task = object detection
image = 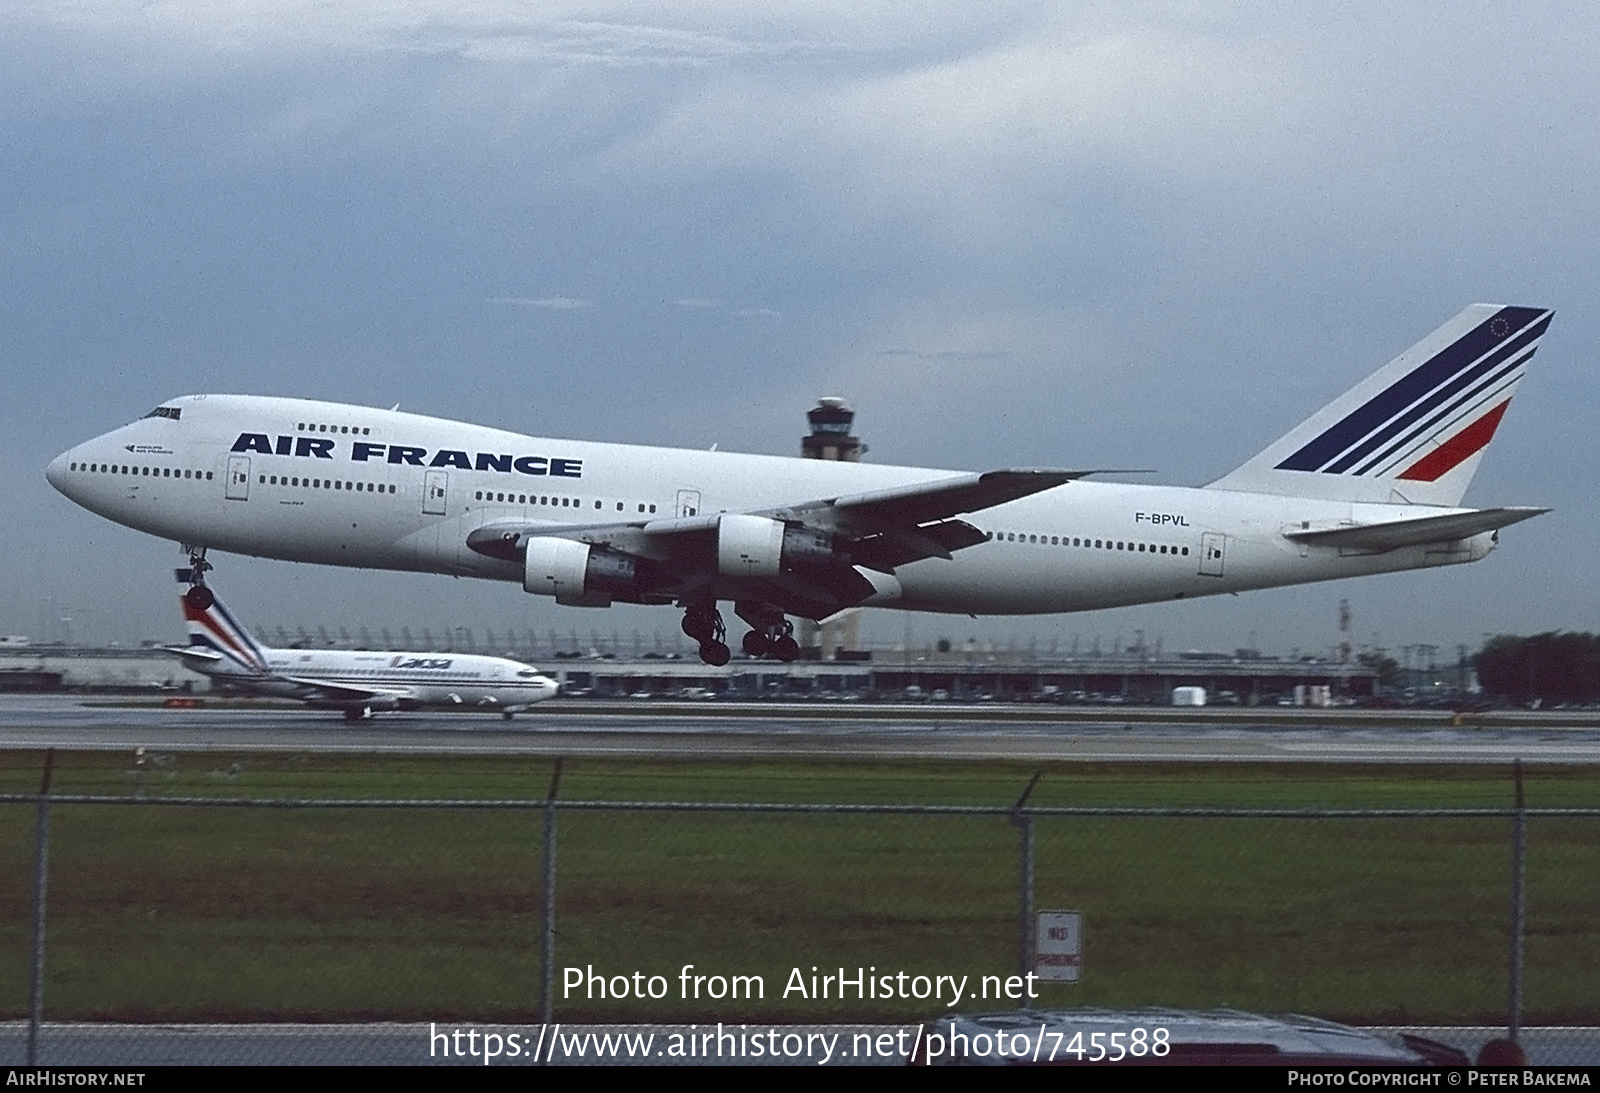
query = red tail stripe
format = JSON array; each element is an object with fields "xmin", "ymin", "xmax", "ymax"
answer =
[
  {"xmin": 1397, "ymin": 400, "xmax": 1510, "ymax": 483},
  {"xmin": 183, "ymin": 599, "xmax": 266, "ymax": 671}
]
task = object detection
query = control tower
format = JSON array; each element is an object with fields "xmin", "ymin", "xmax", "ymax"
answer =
[
  {"xmin": 800, "ymin": 398, "xmax": 864, "ymax": 658},
  {"xmin": 800, "ymin": 397, "xmax": 867, "ymax": 462}
]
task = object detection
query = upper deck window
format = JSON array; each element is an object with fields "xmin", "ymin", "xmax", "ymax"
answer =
[{"xmin": 143, "ymin": 406, "xmax": 181, "ymax": 421}]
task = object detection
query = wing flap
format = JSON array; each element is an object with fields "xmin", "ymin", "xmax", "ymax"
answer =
[
  {"xmin": 1283, "ymin": 506, "xmax": 1548, "ymax": 552},
  {"xmin": 851, "ymin": 519, "xmax": 989, "ymax": 571}
]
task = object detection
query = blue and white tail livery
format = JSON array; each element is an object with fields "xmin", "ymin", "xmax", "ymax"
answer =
[
  {"xmin": 1208, "ymin": 305, "xmax": 1553, "ymax": 506},
  {"xmin": 176, "ymin": 567, "xmax": 271, "ymax": 675}
]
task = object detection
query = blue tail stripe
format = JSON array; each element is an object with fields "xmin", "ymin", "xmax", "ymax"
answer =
[
  {"xmin": 1275, "ymin": 306, "xmax": 1546, "ymax": 473},
  {"xmin": 1321, "ymin": 318, "xmax": 1548, "ymax": 474},
  {"xmin": 1351, "ymin": 349, "xmax": 1533, "ymax": 476}
]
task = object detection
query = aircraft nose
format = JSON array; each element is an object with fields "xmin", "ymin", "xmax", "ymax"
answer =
[{"xmin": 45, "ymin": 450, "xmax": 73, "ymax": 496}]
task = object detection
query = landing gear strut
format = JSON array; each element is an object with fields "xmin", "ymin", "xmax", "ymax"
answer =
[
  {"xmin": 735, "ymin": 601, "xmax": 800, "ymax": 663},
  {"xmin": 681, "ymin": 601, "xmax": 730, "ymax": 666},
  {"xmin": 182, "ymin": 547, "xmax": 215, "ymax": 610}
]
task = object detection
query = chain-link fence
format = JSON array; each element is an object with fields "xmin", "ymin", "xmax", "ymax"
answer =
[{"xmin": 2, "ymin": 750, "xmax": 1597, "ymax": 1065}]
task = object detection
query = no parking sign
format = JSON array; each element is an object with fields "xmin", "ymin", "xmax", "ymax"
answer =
[{"xmin": 1036, "ymin": 911, "xmax": 1082, "ymax": 982}]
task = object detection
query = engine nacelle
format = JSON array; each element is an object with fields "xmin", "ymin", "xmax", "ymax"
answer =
[
  {"xmin": 523, "ymin": 537, "xmax": 638, "ymax": 607},
  {"xmin": 716, "ymin": 514, "xmax": 841, "ymax": 579}
]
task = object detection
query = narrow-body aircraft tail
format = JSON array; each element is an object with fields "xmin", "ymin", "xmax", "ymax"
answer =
[
  {"xmin": 175, "ymin": 569, "xmax": 271, "ymax": 675},
  {"xmin": 1207, "ymin": 305, "xmax": 1553, "ymax": 506}
]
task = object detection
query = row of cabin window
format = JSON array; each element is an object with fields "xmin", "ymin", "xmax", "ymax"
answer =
[
  {"xmin": 263, "ymin": 475, "xmax": 396, "ymax": 492},
  {"xmin": 473, "ymin": 491, "xmax": 659, "ymax": 515},
  {"xmin": 988, "ymin": 531, "xmax": 1190, "ymax": 556},
  {"xmin": 298, "ymin": 422, "xmax": 372, "ymax": 435},
  {"xmin": 71, "ymin": 462, "xmax": 213, "ymax": 480}
]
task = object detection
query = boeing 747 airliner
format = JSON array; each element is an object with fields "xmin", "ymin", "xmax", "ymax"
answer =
[{"xmin": 48, "ymin": 305, "xmax": 1554, "ymax": 665}]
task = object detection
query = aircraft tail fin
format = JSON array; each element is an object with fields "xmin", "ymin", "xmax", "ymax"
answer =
[
  {"xmin": 1206, "ymin": 305, "xmax": 1553, "ymax": 506},
  {"xmin": 175, "ymin": 570, "xmax": 271, "ymax": 675}
]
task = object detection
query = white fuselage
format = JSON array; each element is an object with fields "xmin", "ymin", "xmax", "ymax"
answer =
[
  {"xmin": 189, "ymin": 645, "xmax": 559, "ymax": 709},
  {"xmin": 47, "ymin": 394, "xmax": 1495, "ymax": 617}
]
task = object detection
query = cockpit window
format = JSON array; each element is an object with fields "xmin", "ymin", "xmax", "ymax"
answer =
[{"xmin": 144, "ymin": 406, "xmax": 182, "ymax": 420}]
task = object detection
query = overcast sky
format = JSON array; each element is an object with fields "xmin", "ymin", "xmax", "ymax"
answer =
[{"xmin": 3, "ymin": 1, "xmax": 1596, "ymax": 658}]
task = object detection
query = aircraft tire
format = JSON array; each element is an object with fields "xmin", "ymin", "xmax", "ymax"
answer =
[
  {"xmin": 184, "ymin": 585, "xmax": 215, "ymax": 611},
  {"xmin": 699, "ymin": 641, "xmax": 731, "ymax": 667}
]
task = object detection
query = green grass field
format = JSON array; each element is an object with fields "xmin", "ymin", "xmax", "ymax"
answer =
[{"xmin": 0, "ymin": 751, "xmax": 1595, "ymax": 1023}]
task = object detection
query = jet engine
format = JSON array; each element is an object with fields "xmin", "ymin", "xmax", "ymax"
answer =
[
  {"xmin": 523, "ymin": 537, "xmax": 639, "ymax": 607},
  {"xmin": 716, "ymin": 515, "xmax": 840, "ymax": 579}
]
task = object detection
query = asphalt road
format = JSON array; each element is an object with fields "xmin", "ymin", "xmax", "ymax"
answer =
[{"xmin": 1, "ymin": 694, "xmax": 1598, "ymax": 763}]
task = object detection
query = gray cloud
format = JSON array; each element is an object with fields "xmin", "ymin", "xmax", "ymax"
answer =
[{"xmin": 487, "ymin": 296, "xmax": 592, "ymax": 309}]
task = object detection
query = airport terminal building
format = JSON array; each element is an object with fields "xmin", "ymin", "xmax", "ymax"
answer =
[{"xmin": 0, "ymin": 641, "xmax": 1376, "ymax": 706}]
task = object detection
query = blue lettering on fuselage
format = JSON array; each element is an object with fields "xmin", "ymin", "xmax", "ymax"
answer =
[
  {"xmin": 229, "ymin": 433, "xmax": 584, "ymax": 478},
  {"xmin": 391, "ymin": 656, "xmax": 453, "ymax": 670},
  {"xmin": 429, "ymin": 449, "xmax": 472, "ymax": 469}
]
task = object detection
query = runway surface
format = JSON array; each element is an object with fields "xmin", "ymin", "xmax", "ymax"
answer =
[{"xmin": 3, "ymin": 694, "xmax": 1599, "ymax": 763}]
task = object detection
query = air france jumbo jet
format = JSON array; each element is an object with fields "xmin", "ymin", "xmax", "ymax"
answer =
[
  {"xmin": 165, "ymin": 572, "xmax": 559, "ymax": 719},
  {"xmin": 49, "ymin": 305, "xmax": 1553, "ymax": 666}
]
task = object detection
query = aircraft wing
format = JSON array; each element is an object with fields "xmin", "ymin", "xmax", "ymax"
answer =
[
  {"xmin": 466, "ymin": 467, "xmax": 1086, "ymax": 618},
  {"xmin": 758, "ymin": 469, "xmax": 1091, "ymax": 535},
  {"xmin": 1283, "ymin": 506, "xmax": 1548, "ymax": 553},
  {"xmin": 276, "ymin": 676, "xmax": 415, "ymax": 705}
]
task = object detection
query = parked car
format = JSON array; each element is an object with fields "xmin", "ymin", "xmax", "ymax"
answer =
[{"xmin": 910, "ymin": 1008, "xmax": 1468, "ymax": 1066}]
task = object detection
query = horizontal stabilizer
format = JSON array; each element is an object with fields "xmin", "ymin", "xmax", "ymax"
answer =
[
  {"xmin": 1283, "ymin": 506, "xmax": 1548, "ymax": 552},
  {"xmin": 161, "ymin": 644, "xmax": 222, "ymax": 662}
]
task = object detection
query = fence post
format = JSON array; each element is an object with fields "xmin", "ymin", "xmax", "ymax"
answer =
[
  {"xmin": 1508, "ymin": 758, "xmax": 1526, "ymax": 1045},
  {"xmin": 1010, "ymin": 770, "xmax": 1043, "ymax": 1008},
  {"xmin": 27, "ymin": 749, "xmax": 56, "ymax": 1067},
  {"xmin": 539, "ymin": 758, "xmax": 564, "ymax": 1027}
]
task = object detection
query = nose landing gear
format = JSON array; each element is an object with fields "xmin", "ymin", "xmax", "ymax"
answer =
[{"xmin": 181, "ymin": 547, "xmax": 215, "ymax": 610}]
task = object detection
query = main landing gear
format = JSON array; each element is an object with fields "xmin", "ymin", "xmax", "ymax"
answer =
[
  {"xmin": 682, "ymin": 601, "xmax": 802, "ymax": 666},
  {"xmin": 182, "ymin": 547, "xmax": 215, "ymax": 610},
  {"xmin": 681, "ymin": 602, "xmax": 731, "ymax": 666},
  {"xmin": 735, "ymin": 601, "xmax": 800, "ymax": 663}
]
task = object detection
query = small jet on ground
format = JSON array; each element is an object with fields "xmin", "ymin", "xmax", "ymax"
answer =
[{"xmin": 164, "ymin": 572, "xmax": 559, "ymax": 720}]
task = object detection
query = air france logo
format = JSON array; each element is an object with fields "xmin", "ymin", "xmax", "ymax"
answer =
[{"xmin": 229, "ymin": 434, "xmax": 582, "ymax": 478}]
